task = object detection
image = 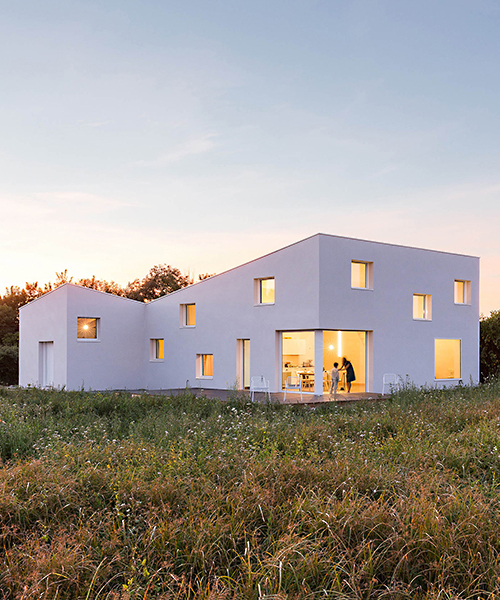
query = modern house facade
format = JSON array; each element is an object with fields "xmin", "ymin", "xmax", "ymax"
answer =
[{"xmin": 19, "ymin": 234, "xmax": 480, "ymax": 394}]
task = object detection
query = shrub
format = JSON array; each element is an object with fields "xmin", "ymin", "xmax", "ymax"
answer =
[
  {"xmin": 0, "ymin": 345, "xmax": 18, "ymax": 385},
  {"xmin": 481, "ymin": 309, "xmax": 500, "ymax": 382}
]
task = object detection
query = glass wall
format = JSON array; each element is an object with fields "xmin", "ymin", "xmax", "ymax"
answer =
[
  {"xmin": 281, "ymin": 330, "xmax": 367, "ymax": 393},
  {"xmin": 323, "ymin": 331, "xmax": 366, "ymax": 393},
  {"xmin": 281, "ymin": 331, "xmax": 315, "ymax": 390}
]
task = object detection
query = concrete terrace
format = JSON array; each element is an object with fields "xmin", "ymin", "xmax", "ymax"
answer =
[{"xmin": 134, "ymin": 388, "xmax": 389, "ymax": 405}]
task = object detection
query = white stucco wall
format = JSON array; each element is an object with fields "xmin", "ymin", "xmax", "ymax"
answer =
[
  {"xmin": 145, "ymin": 235, "xmax": 321, "ymax": 392},
  {"xmin": 20, "ymin": 284, "xmax": 147, "ymax": 390},
  {"xmin": 317, "ymin": 235, "xmax": 480, "ymax": 390},
  {"xmin": 19, "ymin": 285, "xmax": 69, "ymax": 388},
  {"xmin": 18, "ymin": 234, "xmax": 480, "ymax": 393}
]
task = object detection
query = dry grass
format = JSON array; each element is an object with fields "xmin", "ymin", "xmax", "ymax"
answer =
[{"xmin": 1, "ymin": 381, "xmax": 500, "ymax": 598}]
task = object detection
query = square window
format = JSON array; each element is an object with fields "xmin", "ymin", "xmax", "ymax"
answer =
[
  {"xmin": 150, "ymin": 338, "xmax": 164, "ymax": 360},
  {"xmin": 180, "ymin": 304, "xmax": 196, "ymax": 327},
  {"xmin": 351, "ymin": 261, "xmax": 372, "ymax": 289},
  {"xmin": 77, "ymin": 317, "xmax": 98, "ymax": 339},
  {"xmin": 454, "ymin": 280, "xmax": 470, "ymax": 305},
  {"xmin": 255, "ymin": 278, "xmax": 275, "ymax": 304},
  {"xmin": 197, "ymin": 354, "xmax": 213, "ymax": 378},
  {"xmin": 435, "ymin": 339, "xmax": 461, "ymax": 379},
  {"xmin": 413, "ymin": 294, "xmax": 432, "ymax": 320}
]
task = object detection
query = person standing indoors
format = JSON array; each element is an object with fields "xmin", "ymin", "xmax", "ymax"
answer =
[
  {"xmin": 340, "ymin": 357, "xmax": 356, "ymax": 393},
  {"xmin": 329, "ymin": 362, "xmax": 340, "ymax": 397}
]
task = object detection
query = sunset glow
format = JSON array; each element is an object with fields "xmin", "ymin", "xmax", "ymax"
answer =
[{"xmin": 0, "ymin": 2, "xmax": 499, "ymax": 315}]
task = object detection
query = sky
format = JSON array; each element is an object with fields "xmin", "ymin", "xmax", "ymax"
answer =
[{"xmin": 1, "ymin": 0, "xmax": 499, "ymax": 315}]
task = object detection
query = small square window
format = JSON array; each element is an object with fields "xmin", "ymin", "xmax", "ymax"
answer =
[
  {"xmin": 413, "ymin": 294, "xmax": 432, "ymax": 320},
  {"xmin": 197, "ymin": 354, "xmax": 213, "ymax": 378},
  {"xmin": 255, "ymin": 278, "xmax": 275, "ymax": 305},
  {"xmin": 435, "ymin": 339, "xmax": 461, "ymax": 380},
  {"xmin": 351, "ymin": 261, "xmax": 373, "ymax": 289},
  {"xmin": 180, "ymin": 304, "xmax": 196, "ymax": 327},
  {"xmin": 77, "ymin": 317, "xmax": 98, "ymax": 339},
  {"xmin": 454, "ymin": 280, "xmax": 471, "ymax": 305},
  {"xmin": 150, "ymin": 338, "xmax": 164, "ymax": 360}
]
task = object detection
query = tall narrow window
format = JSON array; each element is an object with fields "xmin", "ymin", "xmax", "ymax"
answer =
[
  {"xmin": 435, "ymin": 339, "xmax": 461, "ymax": 380},
  {"xmin": 186, "ymin": 304, "xmax": 196, "ymax": 326},
  {"xmin": 413, "ymin": 294, "xmax": 432, "ymax": 320},
  {"xmin": 454, "ymin": 280, "xmax": 470, "ymax": 305},
  {"xmin": 77, "ymin": 317, "xmax": 98, "ymax": 339},
  {"xmin": 255, "ymin": 278, "xmax": 275, "ymax": 304},
  {"xmin": 150, "ymin": 339, "xmax": 164, "ymax": 360},
  {"xmin": 197, "ymin": 354, "xmax": 213, "ymax": 378},
  {"xmin": 351, "ymin": 261, "xmax": 372, "ymax": 289}
]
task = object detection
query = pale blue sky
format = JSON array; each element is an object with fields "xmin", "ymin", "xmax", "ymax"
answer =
[{"xmin": 1, "ymin": 0, "xmax": 499, "ymax": 313}]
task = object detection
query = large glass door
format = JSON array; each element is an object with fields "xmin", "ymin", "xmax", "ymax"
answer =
[
  {"xmin": 281, "ymin": 331, "xmax": 315, "ymax": 391},
  {"xmin": 323, "ymin": 331, "xmax": 366, "ymax": 393}
]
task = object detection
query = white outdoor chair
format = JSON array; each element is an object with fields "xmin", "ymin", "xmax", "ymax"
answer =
[
  {"xmin": 250, "ymin": 375, "xmax": 271, "ymax": 403},
  {"xmin": 382, "ymin": 373, "xmax": 400, "ymax": 395},
  {"xmin": 284, "ymin": 375, "xmax": 303, "ymax": 402}
]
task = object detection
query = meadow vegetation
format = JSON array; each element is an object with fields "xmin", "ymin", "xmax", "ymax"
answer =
[{"xmin": 1, "ymin": 382, "xmax": 500, "ymax": 599}]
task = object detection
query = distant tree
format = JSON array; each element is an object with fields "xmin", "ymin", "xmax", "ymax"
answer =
[
  {"xmin": 0, "ymin": 304, "xmax": 17, "ymax": 345},
  {"xmin": 0, "ymin": 345, "xmax": 17, "ymax": 386},
  {"xmin": 126, "ymin": 265, "xmax": 193, "ymax": 302},
  {"xmin": 77, "ymin": 276, "xmax": 127, "ymax": 297},
  {"xmin": 480, "ymin": 309, "xmax": 500, "ymax": 382},
  {"xmin": 198, "ymin": 273, "xmax": 216, "ymax": 281}
]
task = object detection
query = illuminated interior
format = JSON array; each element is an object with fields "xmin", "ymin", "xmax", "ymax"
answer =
[
  {"xmin": 77, "ymin": 317, "xmax": 97, "ymax": 339},
  {"xmin": 243, "ymin": 339, "xmax": 250, "ymax": 388},
  {"xmin": 202, "ymin": 354, "xmax": 213, "ymax": 377},
  {"xmin": 260, "ymin": 278, "xmax": 275, "ymax": 304},
  {"xmin": 282, "ymin": 331, "xmax": 314, "ymax": 390},
  {"xmin": 435, "ymin": 339, "xmax": 461, "ymax": 379},
  {"xmin": 186, "ymin": 304, "xmax": 196, "ymax": 326},
  {"xmin": 351, "ymin": 262, "xmax": 367, "ymax": 288},
  {"xmin": 323, "ymin": 331, "xmax": 366, "ymax": 393},
  {"xmin": 454, "ymin": 280, "xmax": 470, "ymax": 304},
  {"xmin": 155, "ymin": 339, "xmax": 164, "ymax": 360},
  {"xmin": 413, "ymin": 294, "xmax": 431, "ymax": 320},
  {"xmin": 281, "ymin": 330, "xmax": 367, "ymax": 393}
]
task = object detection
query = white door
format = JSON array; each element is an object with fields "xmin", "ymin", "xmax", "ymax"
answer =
[{"xmin": 39, "ymin": 342, "xmax": 54, "ymax": 387}]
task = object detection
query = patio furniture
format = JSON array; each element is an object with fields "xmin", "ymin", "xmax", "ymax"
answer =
[
  {"xmin": 382, "ymin": 373, "xmax": 400, "ymax": 394},
  {"xmin": 297, "ymin": 371, "xmax": 314, "ymax": 391},
  {"xmin": 323, "ymin": 371, "xmax": 331, "ymax": 392},
  {"xmin": 250, "ymin": 375, "xmax": 271, "ymax": 402},
  {"xmin": 284, "ymin": 375, "xmax": 303, "ymax": 402}
]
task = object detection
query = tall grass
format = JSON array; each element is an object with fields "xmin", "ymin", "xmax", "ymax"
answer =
[{"xmin": 1, "ymin": 381, "xmax": 500, "ymax": 598}]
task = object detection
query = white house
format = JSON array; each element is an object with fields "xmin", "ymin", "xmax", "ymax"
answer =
[{"xmin": 19, "ymin": 234, "xmax": 480, "ymax": 394}]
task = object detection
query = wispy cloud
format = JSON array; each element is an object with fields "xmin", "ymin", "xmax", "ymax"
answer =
[{"xmin": 133, "ymin": 134, "xmax": 218, "ymax": 166}]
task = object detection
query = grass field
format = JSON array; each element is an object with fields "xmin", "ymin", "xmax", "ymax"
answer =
[{"xmin": 2, "ymin": 381, "xmax": 500, "ymax": 599}]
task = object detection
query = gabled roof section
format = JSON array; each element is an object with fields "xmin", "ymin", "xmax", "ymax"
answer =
[
  {"xmin": 148, "ymin": 231, "xmax": 478, "ymax": 304},
  {"xmin": 148, "ymin": 233, "xmax": 322, "ymax": 303},
  {"xmin": 19, "ymin": 282, "xmax": 144, "ymax": 310}
]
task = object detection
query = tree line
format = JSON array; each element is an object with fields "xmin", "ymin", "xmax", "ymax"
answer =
[{"xmin": 0, "ymin": 265, "xmax": 214, "ymax": 385}]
